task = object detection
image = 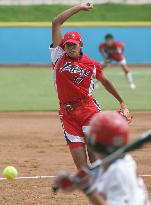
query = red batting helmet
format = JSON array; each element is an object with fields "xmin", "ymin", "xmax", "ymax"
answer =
[
  {"xmin": 63, "ymin": 31, "xmax": 82, "ymax": 45},
  {"xmin": 87, "ymin": 111, "xmax": 129, "ymax": 154}
]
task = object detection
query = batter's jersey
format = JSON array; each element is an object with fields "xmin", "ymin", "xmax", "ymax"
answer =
[
  {"xmin": 94, "ymin": 155, "xmax": 150, "ymax": 205},
  {"xmin": 99, "ymin": 41, "xmax": 124, "ymax": 61},
  {"xmin": 50, "ymin": 45, "xmax": 102, "ymax": 104}
]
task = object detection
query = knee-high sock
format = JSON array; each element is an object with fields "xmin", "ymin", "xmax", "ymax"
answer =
[{"xmin": 126, "ymin": 72, "xmax": 134, "ymax": 84}]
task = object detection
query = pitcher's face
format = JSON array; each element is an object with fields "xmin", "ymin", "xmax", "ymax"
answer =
[{"xmin": 64, "ymin": 42, "xmax": 81, "ymax": 58}]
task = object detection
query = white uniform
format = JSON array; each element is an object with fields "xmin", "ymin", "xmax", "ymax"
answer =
[{"xmin": 93, "ymin": 155, "xmax": 150, "ymax": 205}]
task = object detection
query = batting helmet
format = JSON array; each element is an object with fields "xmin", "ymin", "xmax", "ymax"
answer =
[{"xmin": 87, "ymin": 111, "xmax": 129, "ymax": 154}]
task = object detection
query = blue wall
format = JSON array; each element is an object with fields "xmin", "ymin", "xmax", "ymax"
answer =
[{"xmin": 0, "ymin": 27, "xmax": 151, "ymax": 64}]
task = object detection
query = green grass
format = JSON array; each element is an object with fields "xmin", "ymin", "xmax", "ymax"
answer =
[
  {"xmin": 0, "ymin": 67, "xmax": 150, "ymax": 112},
  {"xmin": 0, "ymin": 4, "xmax": 151, "ymax": 22}
]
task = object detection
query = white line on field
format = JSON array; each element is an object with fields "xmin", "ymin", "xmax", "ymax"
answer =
[
  {"xmin": 0, "ymin": 175, "xmax": 56, "ymax": 180},
  {"xmin": 0, "ymin": 175, "xmax": 151, "ymax": 181},
  {"xmin": 141, "ymin": 175, "xmax": 151, "ymax": 177}
]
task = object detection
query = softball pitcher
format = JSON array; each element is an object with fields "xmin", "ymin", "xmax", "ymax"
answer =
[{"xmin": 50, "ymin": 3, "xmax": 132, "ymax": 169}]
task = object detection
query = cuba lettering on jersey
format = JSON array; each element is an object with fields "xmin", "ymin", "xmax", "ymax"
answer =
[
  {"xmin": 93, "ymin": 155, "xmax": 151, "ymax": 205},
  {"xmin": 50, "ymin": 45, "xmax": 102, "ymax": 104},
  {"xmin": 60, "ymin": 62, "xmax": 90, "ymax": 84},
  {"xmin": 99, "ymin": 41, "xmax": 124, "ymax": 61}
]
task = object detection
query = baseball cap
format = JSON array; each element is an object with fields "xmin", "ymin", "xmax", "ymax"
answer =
[
  {"xmin": 63, "ymin": 31, "xmax": 82, "ymax": 45},
  {"xmin": 87, "ymin": 111, "xmax": 129, "ymax": 154}
]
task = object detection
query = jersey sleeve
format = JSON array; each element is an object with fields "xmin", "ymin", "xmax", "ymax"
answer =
[
  {"xmin": 116, "ymin": 41, "xmax": 124, "ymax": 49},
  {"xmin": 94, "ymin": 61, "xmax": 103, "ymax": 80},
  {"xmin": 99, "ymin": 43, "xmax": 105, "ymax": 52},
  {"xmin": 49, "ymin": 44, "xmax": 65, "ymax": 67}
]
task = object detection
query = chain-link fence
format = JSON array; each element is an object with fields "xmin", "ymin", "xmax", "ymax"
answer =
[{"xmin": 0, "ymin": 0, "xmax": 151, "ymax": 5}]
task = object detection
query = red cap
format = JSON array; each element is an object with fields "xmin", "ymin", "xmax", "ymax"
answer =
[
  {"xmin": 63, "ymin": 31, "xmax": 82, "ymax": 45},
  {"xmin": 88, "ymin": 111, "xmax": 129, "ymax": 150}
]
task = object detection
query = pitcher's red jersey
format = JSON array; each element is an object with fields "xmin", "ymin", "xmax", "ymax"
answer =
[
  {"xmin": 50, "ymin": 45, "xmax": 103, "ymax": 104},
  {"xmin": 99, "ymin": 41, "xmax": 124, "ymax": 61}
]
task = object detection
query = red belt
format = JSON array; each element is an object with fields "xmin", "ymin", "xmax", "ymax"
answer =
[{"xmin": 60, "ymin": 96, "xmax": 91, "ymax": 112}]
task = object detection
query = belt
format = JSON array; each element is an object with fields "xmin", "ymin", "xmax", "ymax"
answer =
[{"xmin": 60, "ymin": 97, "xmax": 91, "ymax": 112}]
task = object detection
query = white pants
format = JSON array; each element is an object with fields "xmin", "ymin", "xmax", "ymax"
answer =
[{"xmin": 102, "ymin": 57, "xmax": 127, "ymax": 66}]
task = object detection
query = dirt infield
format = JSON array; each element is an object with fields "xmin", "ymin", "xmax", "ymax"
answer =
[{"xmin": 0, "ymin": 111, "xmax": 151, "ymax": 205}]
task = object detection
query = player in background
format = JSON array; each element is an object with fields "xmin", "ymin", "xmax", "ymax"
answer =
[
  {"xmin": 99, "ymin": 34, "xmax": 136, "ymax": 89},
  {"xmin": 53, "ymin": 111, "xmax": 151, "ymax": 205},
  {"xmin": 50, "ymin": 3, "xmax": 132, "ymax": 170}
]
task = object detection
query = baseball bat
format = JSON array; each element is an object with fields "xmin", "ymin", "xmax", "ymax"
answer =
[{"xmin": 52, "ymin": 130, "xmax": 151, "ymax": 192}]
